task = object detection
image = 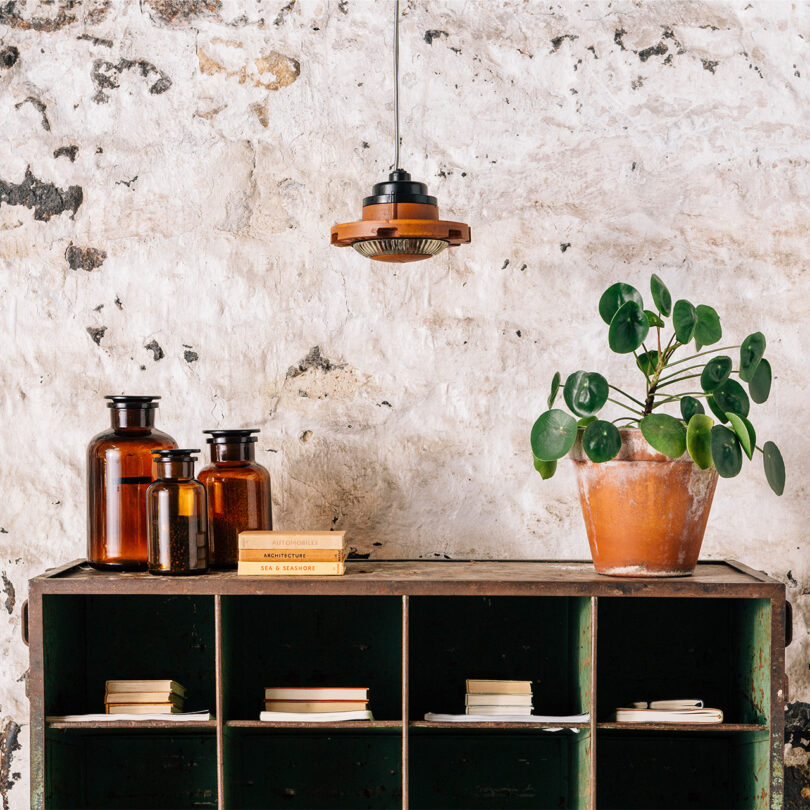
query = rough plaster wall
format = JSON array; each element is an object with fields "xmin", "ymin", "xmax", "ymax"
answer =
[{"xmin": 0, "ymin": 0, "xmax": 808, "ymax": 804}]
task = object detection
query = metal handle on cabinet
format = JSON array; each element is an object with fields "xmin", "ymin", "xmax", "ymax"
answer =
[
  {"xmin": 785, "ymin": 600, "xmax": 792, "ymax": 648},
  {"xmin": 21, "ymin": 599, "xmax": 28, "ymax": 646}
]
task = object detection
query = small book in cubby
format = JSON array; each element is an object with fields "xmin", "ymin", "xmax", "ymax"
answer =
[{"xmin": 260, "ymin": 686, "xmax": 373, "ymax": 721}]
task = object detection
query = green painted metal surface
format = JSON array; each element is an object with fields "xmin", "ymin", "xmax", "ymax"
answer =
[{"xmin": 229, "ymin": 729, "xmax": 402, "ymax": 809}]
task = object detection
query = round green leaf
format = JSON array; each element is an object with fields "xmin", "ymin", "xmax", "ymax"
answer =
[
  {"xmin": 712, "ymin": 378, "xmax": 750, "ymax": 418},
  {"xmin": 534, "ymin": 457, "xmax": 557, "ymax": 480},
  {"xmin": 726, "ymin": 412, "xmax": 754, "ymax": 460},
  {"xmin": 711, "ymin": 425, "xmax": 743, "ymax": 478},
  {"xmin": 582, "ymin": 420, "xmax": 622, "ymax": 463},
  {"xmin": 706, "ymin": 395, "xmax": 729, "ymax": 424},
  {"xmin": 694, "ymin": 305, "xmax": 722, "ymax": 350},
  {"xmin": 680, "ymin": 396, "xmax": 705, "ymax": 423},
  {"xmin": 739, "ymin": 332, "xmax": 766, "ymax": 383},
  {"xmin": 749, "ymin": 358, "xmax": 771, "ymax": 404},
  {"xmin": 700, "ymin": 355, "xmax": 732, "ymax": 392},
  {"xmin": 608, "ymin": 301, "xmax": 650, "ymax": 354},
  {"xmin": 531, "ymin": 409, "xmax": 578, "ymax": 461},
  {"xmin": 599, "ymin": 283, "xmax": 643, "ymax": 325},
  {"xmin": 577, "ymin": 416, "xmax": 597, "ymax": 428},
  {"xmin": 686, "ymin": 413, "xmax": 714, "ymax": 469},
  {"xmin": 639, "ymin": 413, "xmax": 686, "ymax": 459},
  {"xmin": 645, "ymin": 309, "xmax": 665, "ymax": 328},
  {"xmin": 763, "ymin": 441, "xmax": 785, "ymax": 496},
  {"xmin": 547, "ymin": 371, "xmax": 562, "ymax": 409},
  {"xmin": 650, "ymin": 273, "xmax": 672, "ymax": 317},
  {"xmin": 563, "ymin": 371, "xmax": 609, "ymax": 418},
  {"xmin": 636, "ymin": 350, "xmax": 659, "ymax": 376},
  {"xmin": 672, "ymin": 299, "xmax": 698, "ymax": 344}
]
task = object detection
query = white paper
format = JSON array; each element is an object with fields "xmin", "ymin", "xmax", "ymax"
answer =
[
  {"xmin": 424, "ymin": 713, "xmax": 589, "ymax": 723},
  {"xmin": 259, "ymin": 710, "xmax": 374, "ymax": 722},
  {"xmin": 46, "ymin": 710, "xmax": 213, "ymax": 722}
]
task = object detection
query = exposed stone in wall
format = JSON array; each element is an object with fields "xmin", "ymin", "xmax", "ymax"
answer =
[{"xmin": 1, "ymin": 1, "xmax": 809, "ymax": 806}]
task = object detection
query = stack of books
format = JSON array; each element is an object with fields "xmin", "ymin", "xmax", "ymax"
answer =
[
  {"xmin": 260, "ymin": 687, "xmax": 372, "ymax": 722},
  {"xmin": 238, "ymin": 530, "xmax": 346, "ymax": 576},
  {"xmin": 613, "ymin": 699, "xmax": 723, "ymax": 724},
  {"xmin": 105, "ymin": 679, "xmax": 185, "ymax": 714},
  {"xmin": 465, "ymin": 679, "xmax": 533, "ymax": 716}
]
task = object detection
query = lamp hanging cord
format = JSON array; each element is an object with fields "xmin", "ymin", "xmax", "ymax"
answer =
[{"xmin": 393, "ymin": 0, "xmax": 400, "ymax": 170}]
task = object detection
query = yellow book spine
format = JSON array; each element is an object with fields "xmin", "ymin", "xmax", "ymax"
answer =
[
  {"xmin": 238, "ymin": 531, "xmax": 345, "ymax": 550},
  {"xmin": 239, "ymin": 549, "xmax": 345, "ymax": 562},
  {"xmin": 237, "ymin": 561, "xmax": 346, "ymax": 576}
]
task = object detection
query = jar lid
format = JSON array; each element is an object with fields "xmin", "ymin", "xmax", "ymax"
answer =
[
  {"xmin": 203, "ymin": 429, "xmax": 260, "ymax": 445},
  {"xmin": 152, "ymin": 448, "xmax": 200, "ymax": 462},
  {"xmin": 106, "ymin": 395, "xmax": 160, "ymax": 410}
]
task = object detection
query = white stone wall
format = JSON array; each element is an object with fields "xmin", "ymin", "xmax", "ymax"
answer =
[{"xmin": 1, "ymin": 0, "xmax": 809, "ymax": 804}]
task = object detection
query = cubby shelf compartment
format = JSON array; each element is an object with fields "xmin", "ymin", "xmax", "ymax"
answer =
[{"xmin": 29, "ymin": 559, "xmax": 786, "ymax": 810}]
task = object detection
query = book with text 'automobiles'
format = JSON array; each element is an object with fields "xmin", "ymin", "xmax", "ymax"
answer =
[{"xmin": 238, "ymin": 530, "xmax": 346, "ymax": 550}]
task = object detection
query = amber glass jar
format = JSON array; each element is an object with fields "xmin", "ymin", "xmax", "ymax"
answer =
[
  {"xmin": 147, "ymin": 449, "xmax": 208, "ymax": 576},
  {"xmin": 87, "ymin": 395, "xmax": 177, "ymax": 570},
  {"xmin": 198, "ymin": 429, "xmax": 273, "ymax": 568}
]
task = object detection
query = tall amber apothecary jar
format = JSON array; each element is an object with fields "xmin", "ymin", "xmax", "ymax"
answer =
[
  {"xmin": 147, "ymin": 449, "xmax": 208, "ymax": 575},
  {"xmin": 87, "ymin": 395, "xmax": 177, "ymax": 570},
  {"xmin": 198, "ymin": 429, "xmax": 273, "ymax": 568}
]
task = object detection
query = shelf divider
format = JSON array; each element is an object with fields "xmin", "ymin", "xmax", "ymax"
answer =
[
  {"xmin": 215, "ymin": 594, "xmax": 225, "ymax": 810},
  {"xmin": 589, "ymin": 595, "xmax": 597, "ymax": 810},
  {"xmin": 402, "ymin": 593, "xmax": 409, "ymax": 810}
]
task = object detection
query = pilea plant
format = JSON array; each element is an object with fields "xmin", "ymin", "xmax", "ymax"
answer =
[{"xmin": 531, "ymin": 274, "xmax": 785, "ymax": 495}]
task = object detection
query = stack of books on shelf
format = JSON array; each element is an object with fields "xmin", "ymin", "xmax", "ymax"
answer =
[
  {"xmin": 612, "ymin": 699, "xmax": 723, "ymax": 724},
  {"xmin": 105, "ymin": 679, "xmax": 186, "ymax": 714},
  {"xmin": 260, "ymin": 687, "xmax": 372, "ymax": 722},
  {"xmin": 238, "ymin": 530, "xmax": 346, "ymax": 576},
  {"xmin": 465, "ymin": 679, "xmax": 534, "ymax": 716}
]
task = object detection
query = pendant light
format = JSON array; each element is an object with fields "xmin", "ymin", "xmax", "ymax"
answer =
[{"xmin": 330, "ymin": 0, "xmax": 471, "ymax": 263}]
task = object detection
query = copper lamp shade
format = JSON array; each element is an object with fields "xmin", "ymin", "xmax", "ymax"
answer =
[{"xmin": 331, "ymin": 170, "xmax": 471, "ymax": 263}]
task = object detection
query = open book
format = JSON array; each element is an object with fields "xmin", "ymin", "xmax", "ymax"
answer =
[{"xmin": 613, "ymin": 700, "xmax": 722, "ymax": 724}]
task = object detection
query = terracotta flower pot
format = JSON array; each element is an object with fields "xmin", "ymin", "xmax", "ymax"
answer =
[{"xmin": 569, "ymin": 428, "xmax": 718, "ymax": 577}]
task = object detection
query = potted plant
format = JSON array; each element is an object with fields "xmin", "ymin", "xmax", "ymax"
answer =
[{"xmin": 531, "ymin": 274, "xmax": 785, "ymax": 577}]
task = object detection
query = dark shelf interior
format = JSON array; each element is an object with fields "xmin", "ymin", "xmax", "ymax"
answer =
[
  {"xmin": 43, "ymin": 594, "xmax": 216, "ymax": 716},
  {"xmin": 46, "ymin": 730, "xmax": 217, "ymax": 809},
  {"xmin": 224, "ymin": 728, "xmax": 402, "ymax": 809},
  {"xmin": 596, "ymin": 729, "xmax": 771, "ymax": 810},
  {"xmin": 409, "ymin": 596, "xmax": 591, "ymax": 720},
  {"xmin": 596, "ymin": 597, "xmax": 771, "ymax": 725}
]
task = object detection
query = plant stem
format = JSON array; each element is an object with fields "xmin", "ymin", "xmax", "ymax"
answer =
[
  {"xmin": 612, "ymin": 416, "xmax": 639, "ymax": 424},
  {"xmin": 608, "ymin": 384, "xmax": 646, "ymax": 408},
  {"xmin": 656, "ymin": 372, "xmax": 702, "ymax": 389},
  {"xmin": 666, "ymin": 345, "xmax": 741, "ymax": 367},
  {"xmin": 657, "ymin": 363, "xmax": 707, "ymax": 384},
  {"xmin": 651, "ymin": 393, "xmax": 710, "ymax": 409},
  {"xmin": 608, "ymin": 397, "xmax": 644, "ymax": 416}
]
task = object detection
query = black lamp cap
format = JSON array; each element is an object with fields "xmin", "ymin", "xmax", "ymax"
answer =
[
  {"xmin": 152, "ymin": 448, "xmax": 200, "ymax": 461},
  {"xmin": 363, "ymin": 170, "xmax": 437, "ymax": 207},
  {"xmin": 105, "ymin": 395, "xmax": 160, "ymax": 410},
  {"xmin": 203, "ymin": 429, "xmax": 260, "ymax": 445}
]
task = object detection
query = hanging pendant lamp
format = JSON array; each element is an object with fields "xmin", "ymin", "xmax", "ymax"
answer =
[{"xmin": 330, "ymin": 0, "xmax": 471, "ymax": 263}]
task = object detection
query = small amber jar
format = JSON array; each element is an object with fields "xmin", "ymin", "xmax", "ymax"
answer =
[
  {"xmin": 147, "ymin": 449, "xmax": 209, "ymax": 576},
  {"xmin": 87, "ymin": 395, "xmax": 177, "ymax": 570},
  {"xmin": 198, "ymin": 429, "xmax": 273, "ymax": 568}
]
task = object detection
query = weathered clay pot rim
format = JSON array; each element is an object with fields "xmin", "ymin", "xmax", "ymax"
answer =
[{"xmin": 569, "ymin": 426, "xmax": 694, "ymax": 464}]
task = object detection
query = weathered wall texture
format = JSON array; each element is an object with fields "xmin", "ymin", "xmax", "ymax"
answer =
[{"xmin": 1, "ymin": 0, "xmax": 809, "ymax": 804}]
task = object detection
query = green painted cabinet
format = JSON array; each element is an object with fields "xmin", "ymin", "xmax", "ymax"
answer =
[{"xmin": 28, "ymin": 560, "xmax": 786, "ymax": 809}]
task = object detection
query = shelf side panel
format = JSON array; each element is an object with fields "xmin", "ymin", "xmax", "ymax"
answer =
[
  {"xmin": 735, "ymin": 599, "xmax": 771, "ymax": 725},
  {"xmin": 570, "ymin": 729, "xmax": 592, "ymax": 810}
]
